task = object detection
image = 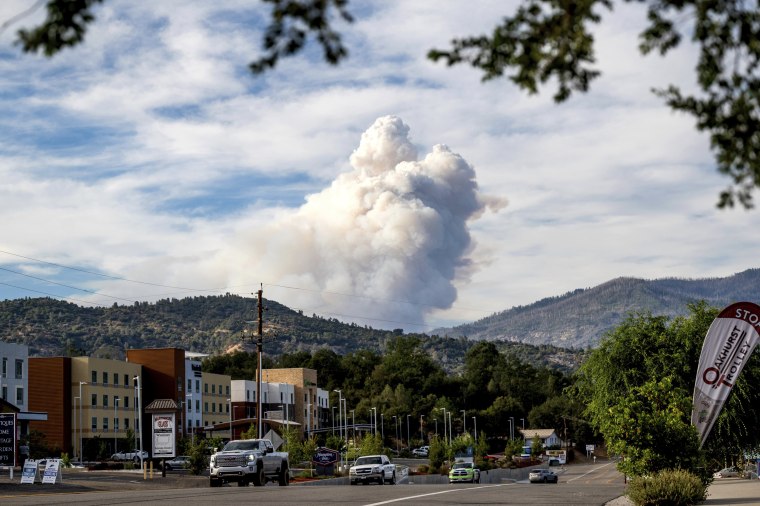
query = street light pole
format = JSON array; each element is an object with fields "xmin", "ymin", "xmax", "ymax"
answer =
[
  {"xmin": 521, "ymin": 418, "xmax": 526, "ymax": 431},
  {"xmin": 79, "ymin": 381, "xmax": 87, "ymax": 464},
  {"xmin": 186, "ymin": 394, "xmax": 194, "ymax": 446},
  {"xmin": 73, "ymin": 396, "xmax": 79, "ymax": 462},
  {"xmin": 380, "ymin": 413, "xmax": 384, "ymax": 442},
  {"xmin": 447, "ymin": 412, "xmax": 452, "ymax": 444},
  {"xmin": 350, "ymin": 409, "xmax": 355, "ymax": 444},
  {"xmin": 473, "ymin": 416, "xmax": 477, "ymax": 442},
  {"xmin": 420, "ymin": 415, "xmax": 425, "ymax": 443},
  {"xmin": 134, "ymin": 375, "xmax": 143, "ymax": 468},
  {"xmin": 406, "ymin": 414, "xmax": 410, "ymax": 450},
  {"xmin": 441, "ymin": 408, "xmax": 447, "ymax": 444},
  {"xmin": 510, "ymin": 416, "xmax": 515, "ymax": 440},
  {"xmin": 114, "ymin": 397, "xmax": 119, "ymax": 454},
  {"xmin": 461, "ymin": 410, "xmax": 466, "ymax": 435},
  {"xmin": 333, "ymin": 390, "xmax": 342, "ymax": 441},
  {"xmin": 332, "ymin": 407, "xmax": 336, "ymax": 436},
  {"xmin": 227, "ymin": 398, "xmax": 232, "ymax": 439}
]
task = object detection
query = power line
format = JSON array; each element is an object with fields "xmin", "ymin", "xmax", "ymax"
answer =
[{"xmin": 0, "ymin": 281, "xmax": 109, "ymax": 307}]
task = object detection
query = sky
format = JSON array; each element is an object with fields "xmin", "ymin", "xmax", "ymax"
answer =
[{"xmin": 0, "ymin": 0, "xmax": 757, "ymax": 334}]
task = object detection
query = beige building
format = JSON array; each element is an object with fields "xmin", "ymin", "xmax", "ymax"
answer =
[
  {"xmin": 201, "ymin": 371, "xmax": 232, "ymax": 437},
  {"xmin": 71, "ymin": 357, "xmax": 142, "ymax": 457},
  {"xmin": 263, "ymin": 368, "xmax": 318, "ymax": 434}
]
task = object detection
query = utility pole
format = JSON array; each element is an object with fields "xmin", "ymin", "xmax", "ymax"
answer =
[{"xmin": 256, "ymin": 287, "xmax": 263, "ymax": 439}]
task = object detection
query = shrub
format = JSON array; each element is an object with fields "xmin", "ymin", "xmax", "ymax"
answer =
[
  {"xmin": 627, "ymin": 469, "xmax": 707, "ymax": 506},
  {"xmin": 417, "ymin": 464, "xmax": 429, "ymax": 474}
]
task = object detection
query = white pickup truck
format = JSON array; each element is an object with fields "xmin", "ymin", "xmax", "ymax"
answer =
[
  {"xmin": 349, "ymin": 454, "xmax": 396, "ymax": 485},
  {"xmin": 209, "ymin": 439, "xmax": 289, "ymax": 487}
]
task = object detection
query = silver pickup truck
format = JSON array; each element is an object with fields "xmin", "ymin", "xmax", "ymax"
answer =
[{"xmin": 209, "ymin": 439, "xmax": 289, "ymax": 487}]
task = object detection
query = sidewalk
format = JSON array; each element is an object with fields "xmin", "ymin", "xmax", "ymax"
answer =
[{"xmin": 607, "ymin": 477, "xmax": 760, "ymax": 505}]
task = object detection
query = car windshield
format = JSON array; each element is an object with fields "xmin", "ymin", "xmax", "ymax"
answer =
[
  {"xmin": 223, "ymin": 441, "xmax": 259, "ymax": 451},
  {"xmin": 355, "ymin": 457, "xmax": 382, "ymax": 465},
  {"xmin": 453, "ymin": 463, "xmax": 471, "ymax": 469}
]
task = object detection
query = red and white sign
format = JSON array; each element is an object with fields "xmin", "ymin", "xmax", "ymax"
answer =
[
  {"xmin": 692, "ymin": 301, "xmax": 760, "ymax": 448},
  {"xmin": 152, "ymin": 414, "xmax": 176, "ymax": 458}
]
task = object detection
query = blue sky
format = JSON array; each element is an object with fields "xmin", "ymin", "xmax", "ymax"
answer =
[{"xmin": 1, "ymin": 0, "xmax": 757, "ymax": 333}]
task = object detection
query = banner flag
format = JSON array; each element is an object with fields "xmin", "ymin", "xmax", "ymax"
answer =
[{"xmin": 692, "ymin": 301, "xmax": 760, "ymax": 448}]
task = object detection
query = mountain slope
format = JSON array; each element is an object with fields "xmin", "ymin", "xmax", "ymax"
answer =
[{"xmin": 432, "ymin": 268, "xmax": 760, "ymax": 349}]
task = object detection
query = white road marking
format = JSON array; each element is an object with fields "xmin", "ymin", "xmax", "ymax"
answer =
[
  {"xmin": 362, "ymin": 483, "xmax": 511, "ymax": 505},
  {"xmin": 565, "ymin": 461, "xmax": 617, "ymax": 483}
]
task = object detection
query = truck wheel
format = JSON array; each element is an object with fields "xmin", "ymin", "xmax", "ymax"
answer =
[
  {"xmin": 388, "ymin": 471, "xmax": 396, "ymax": 485},
  {"xmin": 252, "ymin": 464, "xmax": 264, "ymax": 486},
  {"xmin": 378, "ymin": 472, "xmax": 384, "ymax": 485},
  {"xmin": 210, "ymin": 478, "xmax": 221, "ymax": 487},
  {"xmin": 278, "ymin": 465, "xmax": 290, "ymax": 486}
]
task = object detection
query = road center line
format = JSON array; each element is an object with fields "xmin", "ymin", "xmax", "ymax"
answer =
[
  {"xmin": 362, "ymin": 483, "xmax": 511, "ymax": 506},
  {"xmin": 566, "ymin": 461, "xmax": 616, "ymax": 483}
]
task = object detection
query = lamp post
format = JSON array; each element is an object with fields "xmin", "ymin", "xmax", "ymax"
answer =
[
  {"xmin": 508, "ymin": 418, "xmax": 514, "ymax": 441},
  {"xmin": 509, "ymin": 416, "xmax": 515, "ymax": 440},
  {"xmin": 472, "ymin": 416, "xmax": 477, "ymax": 442},
  {"xmin": 306, "ymin": 403, "xmax": 312, "ymax": 439},
  {"xmin": 333, "ymin": 390, "xmax": 342, "ymax": 441},
  {"xmin": 114, "ymin": 397, "xmax": 119, "ymax": 454},
  {"xmin": 332, "ymin": 406, "xmax": 336, "ymax": 435},
  {"xmin": 227, "ymin": 398, "xmax": 232, "ymax": 439},
  {"xmin": 133, "ymin": 375, "xmax": 143, "ymax": 467},
  {"xmin": 350, "ymin": 409, "xmax": 355, "ymax": 444},
  {"xmin": 420, "ymin": 415, "xmax": 425, "ymax": 443},
  {"xmin": 186, "ymin": 394, "xmax": 194, "ymax": 446},
  {"xmin": 392, "ymin": 416, "xmax": 398, "ymax": 453},
  {"xmin": 79, "ymin": 381, "xmax": 87, "ymax": 464},
  {"xmin": 521, "ymin": 418, "xmax": 526, "ymax": 431},
  {"xmin": 380, "ymin": 413, "xmax": 384, "ymax": 442},
  {"xmin": 73, "ymin": 396, "xmax": 80, "ymax": 462},
  {"xmin": 406, "ymin": 414, "xmax": 410, "ymax": 450},
  {"xmin": 447, "ymin": 411, "xmax": 452, "ymax": 444},
  {"xmin": 461, "ymin": 410, "xmax": 466, "ymax": 436},
  {"xmin": 441, "ymin": 408, "xmax": 447, "ymax": 444},
  {"xmin": 371, "ymin": 407, "xmax": 377, "ymax": 437}
]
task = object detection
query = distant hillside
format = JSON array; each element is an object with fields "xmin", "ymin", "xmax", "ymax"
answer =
[
  {"xmin": 0, "ymin": 294, "xmax": 583, "ymax": 374},
  {"xmin": 431, "ymin": 269, "xmax": 760, "ymax": 349}
]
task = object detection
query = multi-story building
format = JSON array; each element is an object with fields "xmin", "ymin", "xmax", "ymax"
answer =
[
  {"xmin": 184, "ymin": 352, "xmax": 205, "ymax": 436},
  {"xmin": 28, "ymin": 356, "xmax": 69, "ymax": 453},
  {"xmin": 72, "ymin": 357, "xmax": 143, "ymax": 458},
  {"xmin": 0, "ymin": 341, "xmax": 28, "ymax": 409},
  {"xmin": 262, "ymin": 368, "xmax": 318, "ymax": 436},
  {"xmin": 201, "ymin": 371, "xmax": 231, "ymax": 438}
]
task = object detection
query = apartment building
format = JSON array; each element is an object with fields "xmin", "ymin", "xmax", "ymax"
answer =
[
  {"xmin": 201, "ymin": 371, "xmax": 231, "ymax": 437},
  {"xmin": 0, "ymin": 341, "xmax": 28, "ymax": 409}
]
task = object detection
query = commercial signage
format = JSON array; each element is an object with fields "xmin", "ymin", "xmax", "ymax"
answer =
[
  {"xmin": 0, "ymin": 413, "xmax": 16, "ymax": 467},
  {"xmin": 20, "ymin": 459, "xmax": 38, "ymax": 484},
  {"xmin": 692, "ymin": 301, "xmax": 760, "ymax": 448},
  {"xmin": 42, "ymin": 459, "xmax": 63, "ymax": 484},
  {"xmin": 312, "ymin": 447, "xmax": 339, "ymax": 465},
  {"xmin": 152, "ymin": 413, "xmax": 176, "ymax": 458}
]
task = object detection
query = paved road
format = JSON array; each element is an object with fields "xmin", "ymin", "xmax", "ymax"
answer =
[{"xmin": 0, "ymin": 463, "xmax": 627, "ymax": 505}]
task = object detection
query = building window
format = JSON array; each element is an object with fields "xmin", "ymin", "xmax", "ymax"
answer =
[
  {"xmin": 204, "ymin": 402, "xmax": 208, "ymax": 413},
  {"xmin": 114, "ymin": 417, "xmax": 119, "ymax": 431},
  {"xmin": 1, "ymin": 386, "xmax": 6, "ymax": 401},
  {"xmin": 187, "ymin": 379, "xmax": 192, "ymax": 391},
  {"xmin": 212, "ymin": 384, "xmax": 216, "ymax": 395},
  {"xmin": 15, "ymin": 387, "xmax": 24, "ymax": 405},
  {"xmin": 103, "ymin": 395, "xmax": 108, "ymax": 408},
  {"xmin": 102, "ymin": 371, "xmax": 108, "ymax": 385},
  {"xmin": 124, "ymin": 374, "xmax": 129, "ymax": 387},
  {"xmin": 226, "ymin": 386, "xmax": 230, "ymax": 395},
  {"xmin": 91, "ymin": 394, "xmax": 97, "ymax": 407},
  {"xmin": 225, "ymin": 403, "xmax": 229, "ymax": 414},
  {"xmin": 123, "ymin": 396, "xmax": 129, "ymax": 408},
  {"xmin": 125, "ymin": 418, "xmax": 129, "ymax": 429},
  {"xmin": 1, "ymin": 357, "xmax": 6, "ymax": 377},
  {"xmin": 218, "ymin": 403, "xmax": 222, "ymax": 413},
  {"xmin": 212, "ymin": 403, "xmax": 216, "ymax": 413},
  {"xmin": 196, "ymin": 419, "xmax": 200, "ymax": 427},
  {"xmin": 219, "ymin": 385, "xmax": 222, "ymax": 395},
  {"xmin": 103, "ymin": 417, "xmax": 108, "ymax": 431},
  {"xmin": 15, "ymin": 359, "xmax": 23, "ymax": 379},
  {"xmin": 91, "ymin": 370, "xmax": 97, "ymax": 383},
  {"xmin": 196, "ymin": 400, "xmax": 200, "ymax": 413},
  {"xmin": 92, "ymin": 417, "xmax": 97, "ymax": 430},
  {"xmin": 204, "ymin": 383, "xmax": 208, "ymax": 393},
  {"xmin": 187, "ymin": 401, "xmax": 191, "ymax": 412},
  {"xmin": 195, "ymin": 380, "xmax": 200, "ymax": 393}
]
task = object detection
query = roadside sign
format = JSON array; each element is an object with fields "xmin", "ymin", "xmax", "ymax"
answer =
[
  {"xmin": 152, "ymin": 413, "xmax": 176, "ymax": 458},
  {"xmin": 20, "ymin": 459, "xmax": 38, "ymax": 484},
  {"xmin": 0, "ymin": 413, "xmax": 16, "ymax": 468},
  {"xmin": 42, "ymin": 459, "xmax": 63, "ymax": 484}
]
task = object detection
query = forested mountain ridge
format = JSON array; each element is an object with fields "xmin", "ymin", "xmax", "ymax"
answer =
[
  {"xmin": 433, "ymin": 268, "xmax": 760, "ymax": 349},
  {"xmin": 0, "ymin": 294, "xmax": 582, "ymax": 374}
]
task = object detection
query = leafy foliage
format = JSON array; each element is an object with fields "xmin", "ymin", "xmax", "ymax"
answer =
[
  {"xmin": 627, "ymin": 468, "xmax": 707, "ymax": 506},
  {"xmin": 574, "ymin": 302, "xmax": 760, "ymax": 477}
]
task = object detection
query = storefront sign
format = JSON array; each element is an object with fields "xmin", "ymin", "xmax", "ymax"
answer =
[{"xmin": 152, "ymin": 413, "xmax": 176, "ymax": 458}]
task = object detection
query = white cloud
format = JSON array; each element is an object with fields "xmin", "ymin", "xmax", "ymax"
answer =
[{"xmin": 0, "ymin": 0, "xmax": 756, "ymax": 332}]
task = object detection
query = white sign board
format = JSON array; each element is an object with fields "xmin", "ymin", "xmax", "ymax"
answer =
[
  {"xmin": 585, "ymin": 444, "xmax": 595, "ymax": 452},
  {"xmin": 20, "ymin": 459, "xmax": 39, "ymax": 484},
  {"xmin": 152, "ymin": 413, "xmax": 176, "ymax": 458},
  {"xmin": 41, "ymin": 459, "xmax": 62, "ymax": 484}
]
